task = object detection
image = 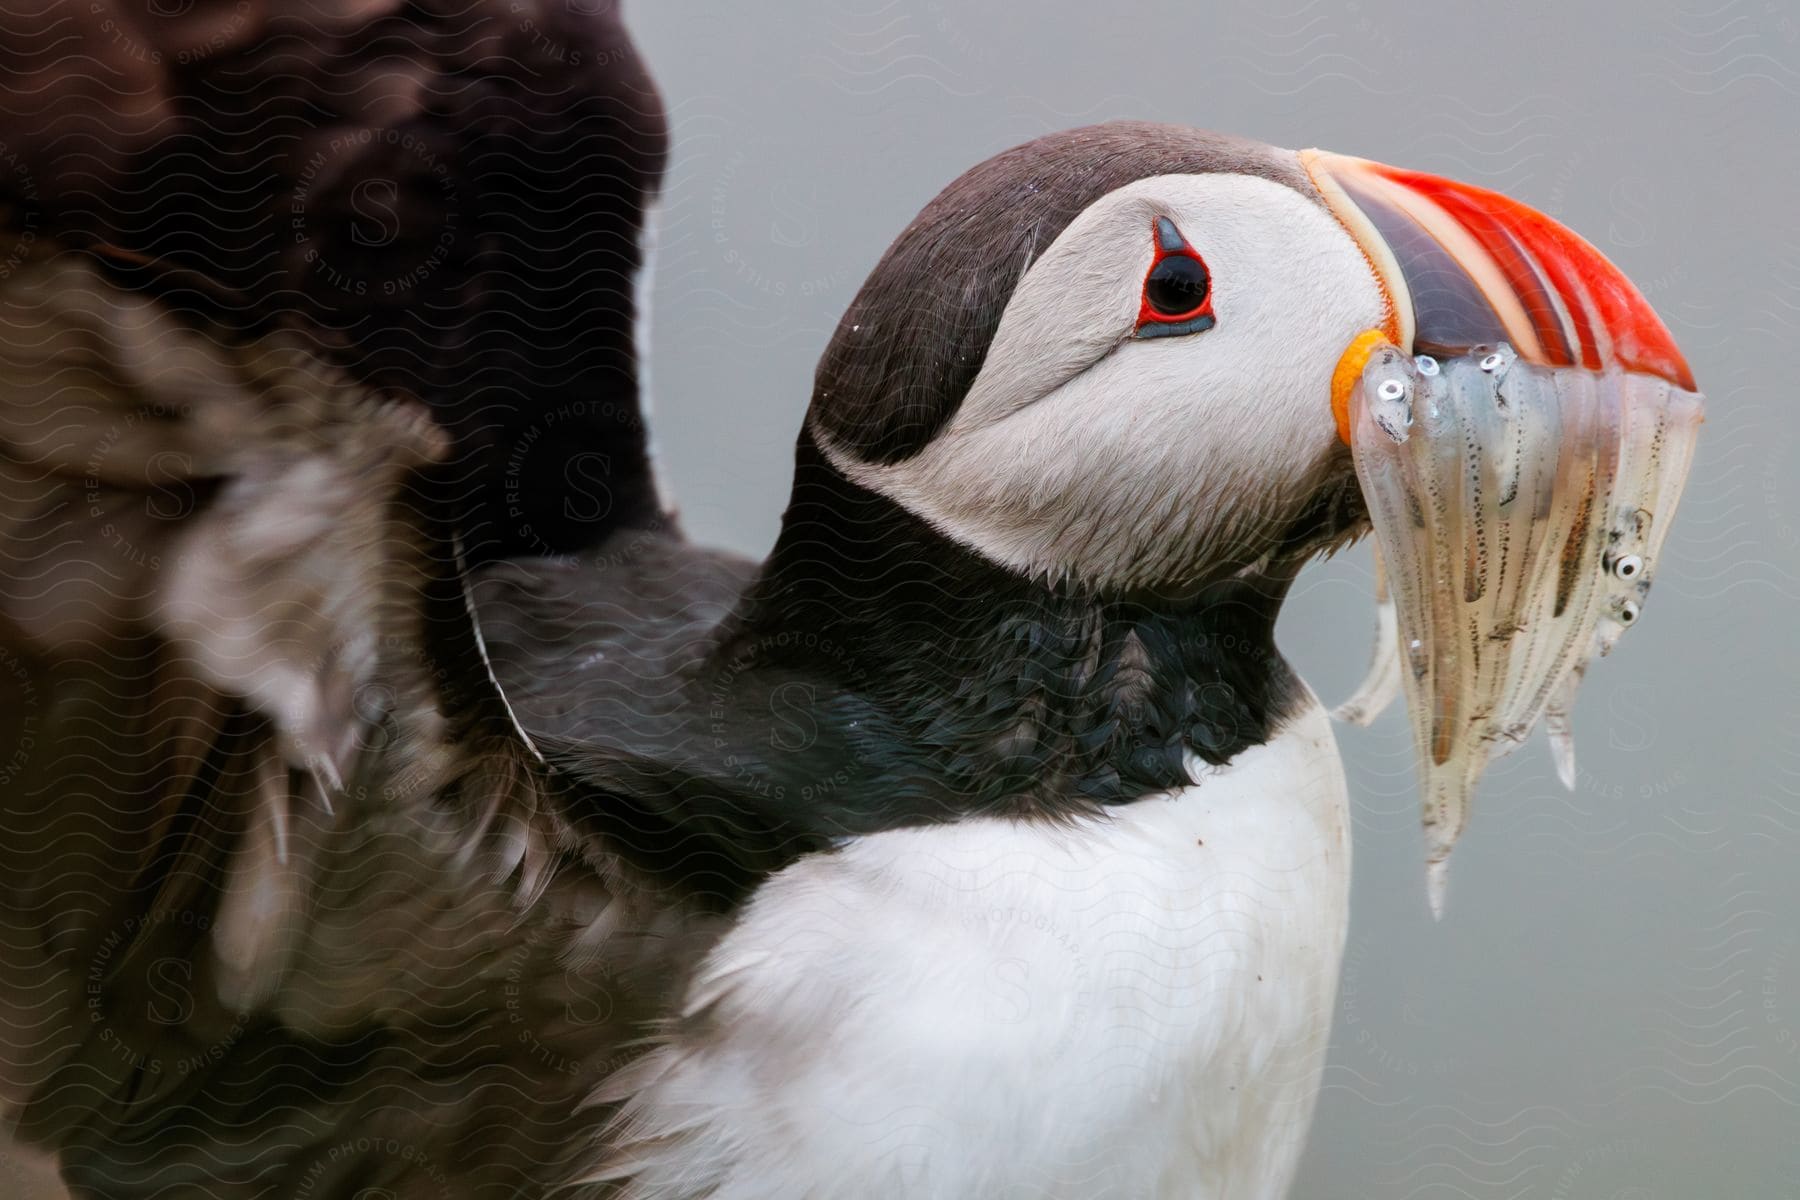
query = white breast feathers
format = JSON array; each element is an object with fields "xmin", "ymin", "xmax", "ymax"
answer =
[{"xmin": 594, "ymin": 691, "xmax": 1351, "ymax": 1200}]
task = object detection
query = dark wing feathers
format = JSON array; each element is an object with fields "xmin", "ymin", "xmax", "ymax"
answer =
[
  {"xmin": 0, "ymin": 242, "xmax": 660, "ymax": 1195},
  {"xmin": 3, "ymin": 0, "xmax": 670, "ymax": 564},
  {"xmin": 0, "ymin": 4, "xmax": 791, "ymax": 1193}
]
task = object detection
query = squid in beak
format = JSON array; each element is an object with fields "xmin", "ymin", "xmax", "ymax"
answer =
[{"xmin": 1302, "ymin": 151, "xmax": 1705, "ymax": 916}]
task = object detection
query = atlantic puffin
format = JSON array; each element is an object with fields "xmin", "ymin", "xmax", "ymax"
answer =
[{"xmin": 0, "ymin": 7, "xmax": 1698, "ymax": 1198}]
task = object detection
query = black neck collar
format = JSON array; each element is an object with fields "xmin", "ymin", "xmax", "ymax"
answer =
[
  {"xmin": 702, "ymin": 433, "xmax": 1310, "ymax": 820},
  {"xmin": 548, "ymin": 432, "xmax": 1349, "ymax": 909}
]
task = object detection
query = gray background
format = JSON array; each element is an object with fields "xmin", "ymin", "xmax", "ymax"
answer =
[{"xmin": 626, "ymin": 2, "xmax": 1800, "ymax": 1195}]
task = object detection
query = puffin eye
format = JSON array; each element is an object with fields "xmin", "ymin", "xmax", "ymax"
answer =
[
  {"xmin": 1146, "ymin": 257, "xmax": 1209, "ymax": 314},
  {"xmin": 1136, "ymin": 216, "xmax": 1215, "ymax": 339}
]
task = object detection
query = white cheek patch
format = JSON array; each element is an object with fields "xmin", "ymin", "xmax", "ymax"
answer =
[
  {"xmin": 824, "ymin": 171, "xmax": 1388, "ymax": 587},
  {"xmin": 951, "ymin": 203, "xmax": 1152, "ymax": 430}
]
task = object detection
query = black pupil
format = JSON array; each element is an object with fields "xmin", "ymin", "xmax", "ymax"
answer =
[{"xmin": 1145, "ymin": 254, "xmax": 1209, "ymax": 316}]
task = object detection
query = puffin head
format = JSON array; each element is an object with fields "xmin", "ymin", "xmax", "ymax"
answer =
[
  {"xmin": 799, "ymin": 122, "xmax": 1702, "ymax": 902},
  {"xmin": 807, "ymin": 121, "xmax": 1693, "ymax": 592}
]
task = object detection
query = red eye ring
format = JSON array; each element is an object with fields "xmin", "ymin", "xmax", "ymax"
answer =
[{"xmin": 1136, "ymin": 216, "xmax": 1215, "ymax": 338}]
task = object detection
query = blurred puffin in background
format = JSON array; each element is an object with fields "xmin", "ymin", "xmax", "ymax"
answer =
[{"xmin": 0, "ymin": 2, "xmax": 1695, "ymax": 1197}]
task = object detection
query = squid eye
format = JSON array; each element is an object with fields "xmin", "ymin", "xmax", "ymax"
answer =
[{"xmin": 1136, "ymin": 216, "xmax": 1214, "ymax": 339}]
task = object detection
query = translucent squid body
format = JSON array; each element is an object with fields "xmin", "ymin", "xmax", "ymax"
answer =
[{"xmin": 1335, "ymin": 342, "xmax": 1704, "ymax": 915}]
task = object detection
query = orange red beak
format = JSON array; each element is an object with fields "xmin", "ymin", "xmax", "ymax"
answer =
[{"xmin": 1302, "ymin": 149, "xmax": 1695, "ymax": 405}]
